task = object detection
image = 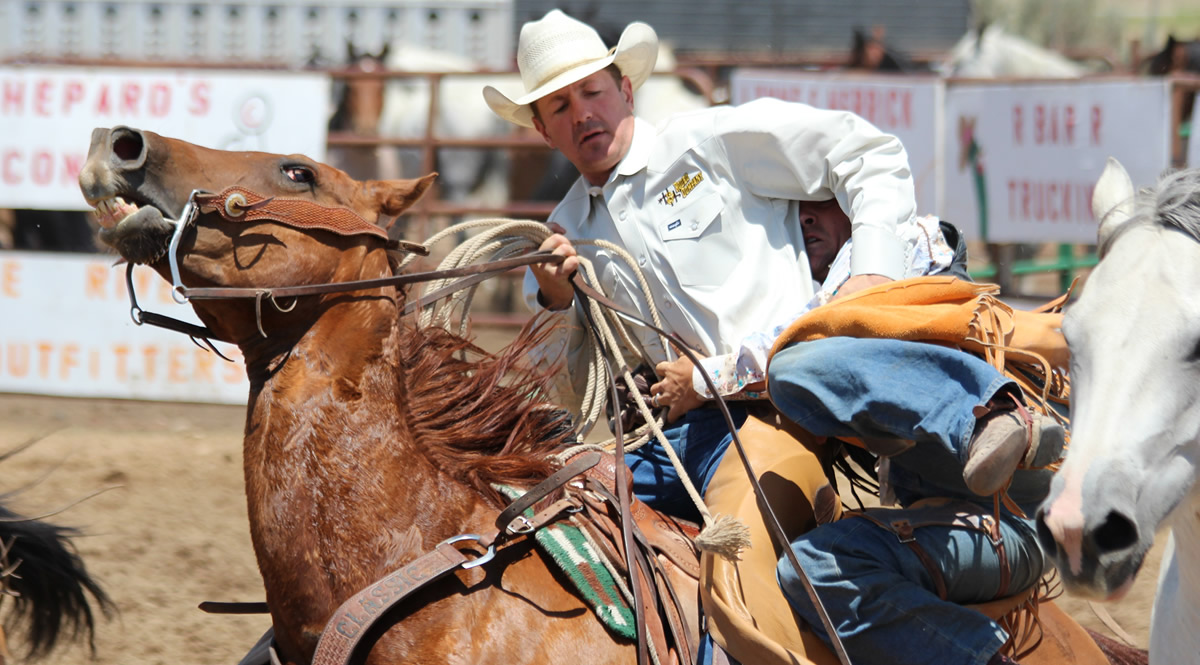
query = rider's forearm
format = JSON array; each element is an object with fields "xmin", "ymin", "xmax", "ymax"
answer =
[{"xmin": 533, "ymin": 276, "xmax": 574, "ymax": 311}]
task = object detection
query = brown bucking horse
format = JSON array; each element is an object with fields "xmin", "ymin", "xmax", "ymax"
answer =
[{"xmin": 77, "ymin": 125, "xmax": 1133, "ymax": 665}]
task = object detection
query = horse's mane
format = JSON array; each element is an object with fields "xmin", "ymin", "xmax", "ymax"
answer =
[
  {"xmin": 1100, "ymin": 167, "xmax": 1200, "ymax": 255},
  {"xmin": 396, "ymin": 315, "xmax": 576, "ymax": 505}
]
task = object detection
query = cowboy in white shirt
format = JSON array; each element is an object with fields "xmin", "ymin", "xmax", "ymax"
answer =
[
  {"xmin": 485, "ymin": 11, "xmax": 1059, "ymax": 665},
  {"xmin": 486, "ymin": 15, "xmax": 907, "ymax": 422}
]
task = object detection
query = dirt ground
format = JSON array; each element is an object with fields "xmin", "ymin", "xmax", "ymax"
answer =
[{"xmin": 0, "ymin": 382, "xmax": 1163, "ymax": 665}]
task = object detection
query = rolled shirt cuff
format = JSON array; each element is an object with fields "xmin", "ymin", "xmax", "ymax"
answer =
[{"xmin": 849, "ymin": 225, "xmax": 905, "ymax": 280}]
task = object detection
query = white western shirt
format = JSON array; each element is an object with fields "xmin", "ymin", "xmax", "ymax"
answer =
[{"xmin": 523, "ymin": 98, "xmax": 916, "ymax": 402}]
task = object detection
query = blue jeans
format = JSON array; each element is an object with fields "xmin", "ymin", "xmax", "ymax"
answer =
[
  {"xmin": 768, "ymin": 337, "xmax": 1051, "ymax": 665},
  {"xmin": 767, "ymin": 336, "xmax": 1055, "ymax": 512},
  {"xmin": 777, "ymin": 507, "xmax": 1044, "ymax": 665},
  {"xmin": 626, "ymin": 405, "xmax": 748, "ymax": 522}
]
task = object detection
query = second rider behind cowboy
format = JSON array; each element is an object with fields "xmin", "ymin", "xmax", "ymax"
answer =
[{"xmin": 484, "ymin": 10, "xmax": 1064, "ymax": 665}]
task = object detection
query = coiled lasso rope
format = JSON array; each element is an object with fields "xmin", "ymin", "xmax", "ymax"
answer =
[{"xmin": 400, "ymin": 218, "xmax": 749, "ymax": 560}]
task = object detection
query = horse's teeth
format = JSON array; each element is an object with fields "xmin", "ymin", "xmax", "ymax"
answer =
[{"xmin": 93, "ymin": 196, "xmax": 138, "ymax": 229}]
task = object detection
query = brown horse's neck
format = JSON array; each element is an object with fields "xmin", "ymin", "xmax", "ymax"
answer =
[
  {"xmin": 239, "ymin": 289, "xmax": 488, "ymax": 656},
  {"xmin": 232, "ymin": 247, "xmax": 398, "ymax": 387},
  {"xmin": 232, "ymin": 277, "xmax": 574, "ymax": 661}
]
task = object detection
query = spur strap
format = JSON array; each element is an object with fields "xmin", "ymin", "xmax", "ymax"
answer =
[{"xmin": 849, "ymin": 505, "xmax": 1011, "ymax": 601}]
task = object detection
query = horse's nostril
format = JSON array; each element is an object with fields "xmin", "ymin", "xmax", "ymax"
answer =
[
  {"xmin": 1093, "ymin": 510, "xmax": 1138, "ymax": 553},
  {"xmin": 113, "ymin": 133, "xmax": 144, "ymax": 163}
]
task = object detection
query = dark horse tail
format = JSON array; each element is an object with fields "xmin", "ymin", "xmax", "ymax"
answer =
[{"xmin": 0, "ymin": 502, "xmax": 112, "ymax": 660}]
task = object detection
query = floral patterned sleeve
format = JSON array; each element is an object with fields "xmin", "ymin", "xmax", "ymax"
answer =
[{"xmin": 692, "ymin": 316, "xmax": 813, "ymax": 399}]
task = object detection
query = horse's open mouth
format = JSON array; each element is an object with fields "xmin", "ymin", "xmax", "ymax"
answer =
[
  {"xmin": 88, "ymin": 191, "xmax": 178, "ymax": 265},
  {"xmin": 93, "ymin": 195, "xmax": 140, "ymax": 228},
  {"xmin": 90, "ymin": 194, "xmax": 168, "ymax": 231}
]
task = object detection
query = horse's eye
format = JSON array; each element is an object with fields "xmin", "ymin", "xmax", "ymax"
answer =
[{"xmin": 283, "ymin": 166, "xmax": 314, "ymax": 184}]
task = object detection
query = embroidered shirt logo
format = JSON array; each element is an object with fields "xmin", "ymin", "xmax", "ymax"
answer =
[
  {"xmin": 657, "ymin": 171, "xmax": 705, "ymax": 207},
  {"xmin": 667, "ymin": 220, "xmax": 682, "ymax": 231}
]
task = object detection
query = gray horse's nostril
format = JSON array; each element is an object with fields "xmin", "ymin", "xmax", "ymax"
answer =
[
  {"xmin": 110, "ymin": 127, "xmax": 146, "ymax": 167},
  {"xmin": 1034, "ymin": 511, "xmax": 1058, "ymax": 553},
  {"xmin": 1093, "ymin": 510, "xmax": 1138, "ymax": 553}
]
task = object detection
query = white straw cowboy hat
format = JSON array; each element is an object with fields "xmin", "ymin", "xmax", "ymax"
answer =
[{"xmin": 483, "ymin": 10, "xmax": 658, "ymax": 128}]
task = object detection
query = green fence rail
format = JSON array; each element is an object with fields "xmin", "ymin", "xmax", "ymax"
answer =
[{"xmin": 969, "ymin": 245, "xmax": 1099, "ymax": 292}]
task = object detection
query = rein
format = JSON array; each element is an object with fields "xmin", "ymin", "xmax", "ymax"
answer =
[{"xmin": 125, "ymin": 187, "xmax": 566, "ymax": 345}]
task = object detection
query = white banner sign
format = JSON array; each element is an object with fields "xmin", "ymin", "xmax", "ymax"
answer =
[
  {"xmin": 943, "ymin": 79, "xmax": 1171, "ymax": 243},
  {"xmin": 0, "ymin": 251, "xmax": 248, "ymax": 404},
  {"xmin": 730, "ymin": 70, "xmax": 942, "ymax": 215},
  {"xmin": 0, "ymin": 66, "xmax": 331, "ymax": 210}
]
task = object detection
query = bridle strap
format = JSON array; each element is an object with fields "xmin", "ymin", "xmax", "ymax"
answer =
[
  {"xmin": 124, "ymin": 262, "xmax": 234, "ymax": 360},
  {"xmin": 178, "ymin": 251, "xmax": 563, "ymax": 302},
  {"xmin": 568, "ymin": 271, "xmax": 855, "ymax": 665},
  {"xmin": 131, "ymin": 184, "xmax": 565, "ymax": 347},
  {"xmin": 125, "ymin": 250, "xmax": 565, "ymax": 346}
]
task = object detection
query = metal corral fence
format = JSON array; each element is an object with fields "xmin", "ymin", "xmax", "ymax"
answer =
[{"xmin": 323, "ymin": 66, "xmax": 718, "ymax": 237}]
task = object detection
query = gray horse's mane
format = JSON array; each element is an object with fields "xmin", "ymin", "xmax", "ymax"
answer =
[{"xmin": 1100, "ymin": 167, "xmax": 1200, "ymax": 254}]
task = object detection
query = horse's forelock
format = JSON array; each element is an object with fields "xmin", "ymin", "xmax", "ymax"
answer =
[
  {"xmin": 1100, "ymin": 167, "xmax": 1200, "ymax": 255},
  {"xmin": 1152, "ymin": 168, "xmax": 1200, "ymax": 240}
]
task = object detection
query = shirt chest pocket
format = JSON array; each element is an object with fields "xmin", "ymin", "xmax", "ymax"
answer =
[{"xmin": 658, "ymin": 192, "xmax": 739, "ymax": 286}]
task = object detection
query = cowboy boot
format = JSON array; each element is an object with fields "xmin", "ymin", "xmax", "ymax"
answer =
[{"xmin": 963, "ymin": 400, "xmax": 1065, "ymax": 496}]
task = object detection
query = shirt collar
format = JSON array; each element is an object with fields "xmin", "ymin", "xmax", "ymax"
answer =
[
  {"xmin": 581, "ymin": 117, "xmax": 653, "ymax": 207},
  {"xmin": 614, "ymin": 117, "xmax": 654, "ymax": 178}
]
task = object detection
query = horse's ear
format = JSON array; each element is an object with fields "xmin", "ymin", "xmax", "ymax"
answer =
[
  {"xmin": 1093, "ymin": 157, "xmax": 1136, "ymax": 254},
  {"xmin": 372, "ymin": 173, "xmax": 438, "ymax": 217}
]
